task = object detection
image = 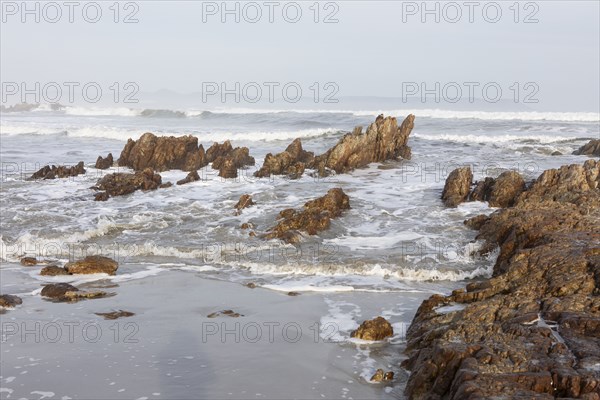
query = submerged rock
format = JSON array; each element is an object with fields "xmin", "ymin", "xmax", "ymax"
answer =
[
  {"xmin": 93, "ymin": 168, "xmax": 162, "ymax": 200},
  {"xmin": 207, "ymin": 310, "xmax": 243, "ymax": 318},
  {"xmin": 177, "ymin": 170, "xmax": 200, "ymax": 185},
  {"xmin": 404, "ymin": 160, "xmax": 600, "ymax": 399},
  {"xmin": 265, "ymin": 188, "xmax": 350, "ymax": 243},
  {"xmin": 370, "ymin": 369, "xmax": 394, "ymax": 383},
  {"xmin": 255, "ymin": 138, "xmax": 314, "ymax": 179},
  {"xmin": 95, "ymin": 153, "xmax": 114, "ymax": 169},
  {"xmin": 40, "ymin": 265, "xmax": 71, "ymax": 276},
  {"xmin": 95, "ymin": 310, "xmax": 135, "ymax": 320},
  {"xmin": 20, "ymin": 257, "xmax": 38, "ymax": 266},
  {"xmin": 118, "ymin": 132, "xmax": 206, "ymax": 172},
  {"xmin": 351, "ymin": 316, "xmax": 394, "ymax": 341},
  {"xmin": 0, "ymin": 294, "xmax": 23, "ymax": 308},
  {"xmin": 441, "ymin": 167, "xmax": 473, "ymax": 207},
  {"xmin": 41, "ymin": 283, "xmax": 107, "ymax": 302},
  {"xmin": 64, "ymin": 255, "xmax": 118, "ymax": 275},
  {"xmin": 310, "ymin": 114, "xmax": 414, "ymax": 176},
  {"xmin": 28, "ymin": 161, "xmax": 85, "ymax": 180},
  {"xmin": 573, "ymin": 139, "xmax": 600, "ymax": 157},
  {"xmin": 234, "ymin": 194, "xmax": 255, "ymax": 211}
]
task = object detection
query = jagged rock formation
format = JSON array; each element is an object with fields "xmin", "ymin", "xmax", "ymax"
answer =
[
  {"xmin": 28, "ymin": 162, "xmax": 85, "ymax": 180},
  {"xmin": 118, "ymin": 132, "xmax": 206, "ymax": 172},
  {"xmin": 95, "ymin": 153, "xmax": 114, "ymax": 169},
  {"xmin": 351, "ymin": 316, "xmax": 394, "ymax": 341},
  {"xmin": 255, "ymin": 138, "xmax": 314, "ymax": 179},
  {"xmin": 265, "ymin": 188, "xmax": 350, "ymax": 244},
  {"xmin": 442, "ymin": 167, "xmax": 473, "ymax": 207},
  {"xmin": 177, "ymin": 171, "xmax": 200, "ymax": 185},
  {"xmin": 206, "ymin": 141, "xmax": 255, "ymax": 179},
  {"xmin": 404, "ymin": 160, "xmax": 600, "ymax": 399},
  {"xmin": 309, "ymin": 114, "xmax": 414, "ymax": 176},
  {"xmin": 93, "ymin": 168, "xmax": 162, "ymax": 200},
  {"xmin": 573, "ymin": 139, "xmax": 600, "ymax": 157}
]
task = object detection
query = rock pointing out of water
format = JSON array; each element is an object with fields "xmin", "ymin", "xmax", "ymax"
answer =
[
  {"xmin": 265, "ymin": 188, "xmax": 350, "ymax": 244},
  {"xmin": 350, "ymin": 316, "xmax": 394, "ymax": 341},
  {"xmin": 470, "ymin": 170, "xmax": 526, "ymax": 208},
  {"xmin": 573, "ymin": 139, "xmax": 600, "ymax": 157},
  {"xmin": 93, "ymin": 168, "xmax": 162, "ymax": 200},
  {"xmin": 41, "ymin": 283, "xmax": 107, "ymax": 302},
  {"xmin": 404, "ymin": 160, "xmax": 600, "ymax": 399},
  {"xmin": 310, "ymin": 114, "xmax": 414, "ymax": 176},
  {"xmin": 234, "ymin": 194, "xmax": 255, "ymax": 211},
  {"xmin": 206, "ymin": 141, "xmax": 255, "ymax": 179},
  {"xmin": 95, "ymin": 153, "xmax": 114, "ymax": 169},
  {"xmin": 441, "ymin": 167, "xmax": 473, "ymax": 207},
  {"xmin": 177, "ymin": 170, "xmax": 200, "ymax": 185},
  {"xmin": 28, "ymin": 162, "xmax": 85, "ymax": 180},
  {"xmin": 118, "ymin": 132, "xmax": 206, "ymax": 172},
  {"xmin": 255, "ymin": 138, "xmax": 314, "ymax": 179},
  {"xmin": 64, "ymin": 255, "xmax": 118, "ymax": 275}
]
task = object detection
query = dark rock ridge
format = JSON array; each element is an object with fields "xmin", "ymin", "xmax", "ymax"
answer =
[
  {"xmin": 41, "ymin": 283, "xmax": 107, "ymax": 302},
  {"xmin": 265, "ymin": 188, "xmax": 350, "ymax": 244},
  {"xmin": 118, "ymin": 132, "xmax": 206, "ymax": 172},
  {"xmin": 443, "ymin": 167, "xmax": 526, "ymax": 208},
  {"xmin": 28, "ymin": 162, "xmax": 85, "ymax": 180},
  {"xmin": 64, "ymin": 255, "xmax": 118, "ymax": 275},
  {"xmin": 207, "ymin": 310, "xmax": 243, "ymax": 318},
  {"xmin": 206, "ymin": 141, "xmax": 255, "ymax": 179},
  {"xmin": 0, "ymin": 294, "xmax": 23, "ymax": 308},
  {"xmin": 177, "ymin": 171, "xmax": 200, "ymax": 185},
  {"xmin": 93, "ymin": 168, "xmax": 162, "ymax": 200},
  {"xmin": 309, "ymin": 114, "xmax": 414, "ymax": 176},
  {"xmin": 573, "ymin": 139, "xmax": 600, "ymax": 157},
  {"xmin": 404, "ymin": 160, "xmax": 600, "ymax": 399},
  {"xmin": 442, "ymin": 167, "xmax": 473, "ymax": 207},
  {"xmin": 95, "ymin": 153, "xmax": 113, "ymax": 169},
  {"xmin": 351, "ymin": 316, "xmax": 394, "ymax": 341},
  {"xmin": 255, "ymin": 138, "xmax": 314, "ymax": 179}
]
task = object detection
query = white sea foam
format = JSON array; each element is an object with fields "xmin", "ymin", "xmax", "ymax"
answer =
[
  {"xmin": 413, "ymin": 132, "xmax": 582, "ymax": 144},
  {"xmin": 63, "ymin": 106, "xmax": 140, "ymax": 117}
]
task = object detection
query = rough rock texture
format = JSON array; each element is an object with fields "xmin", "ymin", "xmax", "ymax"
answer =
[
  {"xmin": 234, "ymin": 194, "xmax": 254, "ymax": 211},
  {"xmin": 351, "ymin": 316, "xmax": 394, "ymax": 341},
  {"xmin": 40, "ymin": 265, "xmax": 71, "ymax": 276},
  {"xmin": 207, "ymin": 141, "xmax": 255, "ymax": 179},
  {"xmin": 95, "ymin": 153, "xmax": 114, "ymax": 169},
  {"xmin": 93, "ymin": 168, "xmax": 162, "ymax": 200},
  {"xmin": 470, "ymin": 170, "xmax": 526, "ymax": 208},
  {"xmin": 310, "ymin": 114, "xmax": 414, "ymax": 176},
  {"xmin": 404, "ymin": 160, "xmax": 600, "ymax": 400},
  {"xmin": 64, "ymin": 256, "xmax": 118, "ymax": 275},
  {"xmin": 0, "ymin": 294, "xmax": 23, "ymax": 308},
  {"xmin": 28, "ymin": 162, "xmax": 85, "ymax": 180},
  {"xmin": 177, "ymin": 171, "xmax": 200, "ymax": 185},
  {"xmin": 573, "ymin": 139, "xmax": 600, "ymax": 157},
  {"xmin": 442, "ymin": 167, "xmax": 473, "ymax": 207},
  {"xmin": 265, "ymin": 188, "xmax": 350, "ymax": 244},
  {"xmin": 95, "ymin": 310, "xmax": 135, "ymax": 320},
  {"xmin": 207, "ymin": 310, "xmax": 243, "ymax": 318},
  {"xmin": 310, "ymin": 114, "xmax": 415, "ymax": 176},
  {"xmin": 255, "ymin": 138, "xmax": 314, "ymax": 179},
  {"xmin": 118, "ymin": 132, "xmax": 206, "ymax": 172},
  {"xmin": 371, "ymin": 369, "xmax": 394, "ymax": 383}
]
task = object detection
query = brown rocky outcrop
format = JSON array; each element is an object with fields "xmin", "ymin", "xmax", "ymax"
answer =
[
  {"xmin": 20, "ymin": 257, "xmax": 38, "ymax": 266},
  {"xmin": 309, "ymin": 114, "xmax": 414, "ymax": 176},
  {"xmin": 93, "ymin": 168, "xmax": 162, "ymax": 200},
  {"xmin": 442, "ymin": 167, "xmax": 473, "ymax": 207},
  {"xmin": 234, "ymin": 194, "xmax": 255, "ymax": 211},
  {"xmin": 0, "ymin": 294, "xmax": 22, "ymax": 308},
  {"xmin": 371, "ymin": 369, "xmax": 394, "ymax": 383},
  {"xmin": 28, "ymin": 161, "xmax": 85, "ymax": 180},
  {"xmin": 404, "ymin": 160, "xmax": 600, "ymax": 399},
  {"xmin": 265, "ymin": 188, "xmax": 350, "ymax": 244},
  {"xmin": 470, "ymin": 170, "xmax": 526, "ymax": 208},
  {"xmin": 573, "ymin": 139, "xmax": 600, "ymax": 157},
  {"xmin": 207, "ymin": 141, "xmax": 255, "ymax": 179},
  {"xmin": 118, "ymin": 132, "xmax": 206, "ymax": 172},
  {"xmin": 255, "ymin": 138, "xmax": 314, "ymax": 179},
  {"xmin": 95, "ymin": 153, "xmax": 113, "ymax": 169},
  {"xmin": 64, "ymin": 255, "xmax": 118, "ymax": 275},
  {"xmin": 95, "ymin": 310, "xmax": 135, "ymax": 320},
  {"xmin": 351, "ymin": 316, "xmax": 394, "ymax": 341},
  {"xmin": 177, "ymin": 171, "xmax": 200, "ymax": 185}
]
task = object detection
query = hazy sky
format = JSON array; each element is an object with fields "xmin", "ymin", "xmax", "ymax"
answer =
[{"xmin": 1, "ymin": 1, "xmax": 599, "ymax": 111}]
